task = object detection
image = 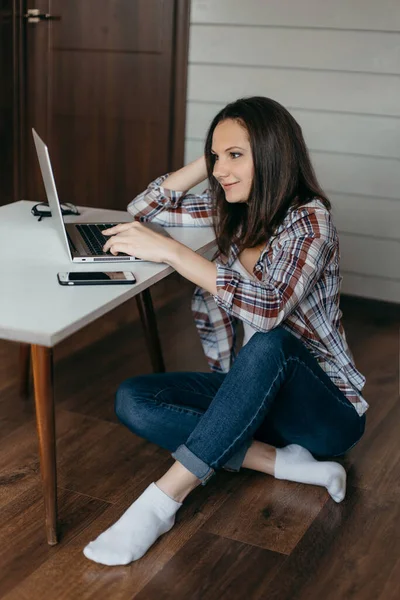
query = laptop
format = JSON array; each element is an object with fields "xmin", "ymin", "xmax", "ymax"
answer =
[{"xmin": 32, "ymin": 128, "xmax": 171, "ymax": 263}]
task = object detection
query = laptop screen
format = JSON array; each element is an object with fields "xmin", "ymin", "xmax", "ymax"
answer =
[{"xmin": 32, "ymin": 129, "xmax": 74, "ymax": 259}]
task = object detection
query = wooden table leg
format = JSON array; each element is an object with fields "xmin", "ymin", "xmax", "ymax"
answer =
[
  {"xmin": 19, "ymin": 343, "xmax": 31, "ymax": 398},
  {"xmin": 31, "ymin": 345, "xmax": 58, "ymax": 545},
  {"xmin": 136, "ymin": 289, "xmax": 165, "ymax": 373}
]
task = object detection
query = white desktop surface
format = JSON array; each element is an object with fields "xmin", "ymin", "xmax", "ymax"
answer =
[{"xmin": 0, "ymin": 201, "xmax": 216, "ymax": 347}]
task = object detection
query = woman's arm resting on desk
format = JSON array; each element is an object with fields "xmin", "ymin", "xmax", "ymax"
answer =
[
  {"xmin": 163, "ymin": 240, "xmax": 217, "ymax": 296},
  {"xmin": 102, "ymin": 221, "xmax": 217, "ymax": 296}
]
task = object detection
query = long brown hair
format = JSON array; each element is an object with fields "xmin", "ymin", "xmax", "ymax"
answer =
[{"xmin": 204, "ymin": 96, "xmax": 331, "ymax": 258}]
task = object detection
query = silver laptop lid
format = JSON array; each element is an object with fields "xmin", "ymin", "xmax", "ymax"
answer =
[{"xmin": 32, "ymin": 128, "xmax": 73, "ymax": 259}]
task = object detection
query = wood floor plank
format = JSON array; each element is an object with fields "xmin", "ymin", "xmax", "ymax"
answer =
[
  {"xmin": 0, "ymin": 485, "xmax": 109, "ymax": 599},
  {"xmin": 2, "ymin": 472, "xmax": 252, "ymax": 600},
  {"xmin": 0, "ymin": 281, "xmax": 399, "ymax": 599},
  {"xmin": 0, "ymin": 420, "xmax": 42, "ymax": 509},
  {"xmin": 202, "ymin": 471, "xmax": 328, "ymax": 555},
  {"xmin": 341, "ymin": 301, "xmax": 399, "ymax": 400},
  {"xmin": 265, "ymin": 486, "xmax": 400, "ymax": 600},
  {"xmin": 378, "ymin": 556, "xmax": 400, "ymax": 600},
  {"xmin": 0, "ymin": 385, "xmax": 35, "ymax": 439},
  {"xmin": 54, "ymin": 320, "xmax": 151, "ymax": 423},
  {"xmin": 343, "ymin": 398, "xmax": 400, "ymax": 500},
  {"xmin": 135, "ymin": 530, "xmax": 285, "ymax": 600},
  {"xmin": 0, "ymin": 343, "xmax": 19, "ymax": 394},
  {"xmin": 54, "ymin": 409, "xmax": 171, "ymax": 505},
  {"xmin": 338, "ymin": 319, "xmax": 399, "ymax": 496},
  {"xmin": 0, "ymin": 407, "xmax": 167, "ymax": 510}
]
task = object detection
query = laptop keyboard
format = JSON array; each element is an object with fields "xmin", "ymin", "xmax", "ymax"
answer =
[{"xmin": 76, "ymin": 223, "xmax": 119, "ymax": 255}]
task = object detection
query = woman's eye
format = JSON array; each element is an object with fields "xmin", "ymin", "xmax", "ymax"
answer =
[{"xmin": 211, "ymin": 152, "xmax": 241, "ymax": 161}]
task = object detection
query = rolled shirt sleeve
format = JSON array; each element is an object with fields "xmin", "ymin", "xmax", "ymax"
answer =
[{"xmin": 127, "ymin": 174, "xmax": 215, "ymax": 227}]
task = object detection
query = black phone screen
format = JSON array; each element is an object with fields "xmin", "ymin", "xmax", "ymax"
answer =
[{"xmin": 69, "ymin": 272, "xmax": 125, "ymax": 281}]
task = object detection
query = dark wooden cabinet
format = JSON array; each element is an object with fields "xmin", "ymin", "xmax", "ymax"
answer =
[
  {"xmin": 0, "ymin": 0, "xmax": 22, "ymax": 205},
  {"xmin": 1, "ymin": 0, "xmax": 190, "ymax": 209}
]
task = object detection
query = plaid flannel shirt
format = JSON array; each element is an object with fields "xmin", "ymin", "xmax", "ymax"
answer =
[{"xmin": 128, "ymin": 174, "xmax": 369, "ymax": 417}]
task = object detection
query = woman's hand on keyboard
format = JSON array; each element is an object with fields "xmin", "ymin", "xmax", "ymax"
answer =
[{"xmin": 102, "ymin": 221, "xmax": 179, "ymax": 263}]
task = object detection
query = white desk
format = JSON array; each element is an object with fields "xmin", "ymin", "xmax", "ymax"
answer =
[{"xmin": 0, "ymin": 201, "xmax": 216, "ymax": 544}]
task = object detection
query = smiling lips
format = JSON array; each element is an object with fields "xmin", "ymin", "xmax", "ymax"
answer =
[{"xmin": 222, "ymin": 182, "xmax": 238, "ymax": 189}]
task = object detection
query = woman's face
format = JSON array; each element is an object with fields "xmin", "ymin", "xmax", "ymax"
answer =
[{"xmin": 211, "ymin": 119, "xmax": 254, "ymax": 204}]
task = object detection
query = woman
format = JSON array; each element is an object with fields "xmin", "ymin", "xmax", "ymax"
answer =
[{"xmin": 83, "ymin": 96, "xmax": 368, "ymax": 566}]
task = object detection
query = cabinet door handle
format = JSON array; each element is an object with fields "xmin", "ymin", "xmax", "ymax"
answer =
[{"xmin": 24, "ymin": 9, "xmax": 61, "ymax": 24}]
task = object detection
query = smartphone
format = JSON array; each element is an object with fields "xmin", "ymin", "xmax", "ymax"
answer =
[{"xmin": 57, "ymin": 271, "xmax": 137, "ymax": 286}]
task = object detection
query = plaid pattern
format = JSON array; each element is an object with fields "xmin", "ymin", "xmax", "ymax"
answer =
[{"xmin": 128, "ymin": 174, "xmax": 369, "ymax": 417}]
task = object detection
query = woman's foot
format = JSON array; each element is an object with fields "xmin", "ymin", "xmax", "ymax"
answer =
[
  {"xmin": 83, "ymin": 483, "xmax": 182, "ymax": 566},
  {"xmin": 274, "ymin": 444, "xmax": 347, "ymax": 502}
]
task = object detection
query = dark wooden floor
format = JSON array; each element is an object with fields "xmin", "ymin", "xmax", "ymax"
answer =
[{"xmin": 0, "ymin": 273, "xmax": 399, "ymax": 600}]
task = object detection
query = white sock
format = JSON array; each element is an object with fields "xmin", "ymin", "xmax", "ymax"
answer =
[
  {"xmin": 83, "ymin": 482, "xmax": 182, "ymax": 566},
  {"xmin": 274, "ymin": 444, "xmax": 347, "ymax": 503}
]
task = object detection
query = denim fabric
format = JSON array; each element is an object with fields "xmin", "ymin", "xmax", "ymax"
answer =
[{"xmin": 115, "ymin": 327, "xmax": 366, "ymax": 485}]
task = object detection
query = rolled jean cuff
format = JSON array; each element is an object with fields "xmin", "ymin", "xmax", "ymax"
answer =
[
  {"xmin": 222, "ymin": 438, "xmax": 253, "ymax": 472},
  {"xmin": 171, "ymin": 444, "xmax": 215, "ymax": 486}
]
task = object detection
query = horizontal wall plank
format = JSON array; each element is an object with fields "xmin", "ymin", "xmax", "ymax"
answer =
[
  {"xmin": 341, "ymin": 272, "xmax": 400, "ymax": 304},
  {"xmin": 185, "ymin": 140, "xmax": 400, "ymax": 200},
  {"xmin": 189, "ymin": 26, "xmax": 400, "ymax": 75},
  {"xmin": 191, "ymin": 0, "xmax": 400, "ymax": 32},
  {"xmin": 184, "ymin": 140, "xmax": 203, "ymax": 165},
  {"xmin": 186, "ymin": 102, "xmax": 400, "ymax": 159},
  {"xmin": 294, "ymin": 112, "xmax": 400, "ymax": 160},
  {"xmin": 185, "ymin": 181, "xmax": 209, "ymax": 196},
  {"xmin": 330, "ymin": 194, "xmax": 400, "ymax": 240},
  {"xmin": 187, "ymin": 65, "xmax": 400, "ymax": 117},
  {"xmin": 339, "ymin": 234, "xmax": 400, "ymax": 279},
  {"xmin": 311, "ymin": 152, "xmax": 400, "ymax": 200}
]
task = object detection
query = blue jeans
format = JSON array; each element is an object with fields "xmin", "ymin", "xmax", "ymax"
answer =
[{"xmin": 115, "ymin": 327, "xmax": 366, "ymax": 485}]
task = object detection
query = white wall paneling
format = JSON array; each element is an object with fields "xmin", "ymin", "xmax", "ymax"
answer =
[
  {"xmin": 191, "ymin": 0, "xmax": 400, "ymax": 32},
  {"xmin": 188, "ymin": 65, "xmax": 400, "ymax": 118},
  {"xmin": 184, "ymin": 0, "xmax": 400, "ymax": 303},
  {"xmin": 189, "ymin": 26, "xmax": 400, "ymax": 75},
  {"xmin": 185, "ymin": 140, "xmax": 400, "ymax": 203},
  {"xmin": 339, "ymin": 234, "xmax": 400, "ymax": 280},
  {"xmin": 311, "ymin": 153, "xmax": 399, "ymax": 200},
  {"xmin": 187, "ymin": 102, "xmax": 400, "ymax": 159},
  {"xmin": 340, "ymin": 273, "xmax": 400, "ymax": 303},
  {"xmin": 330, "ymin": 194, "xmax": 400, "ymax": 240}
]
